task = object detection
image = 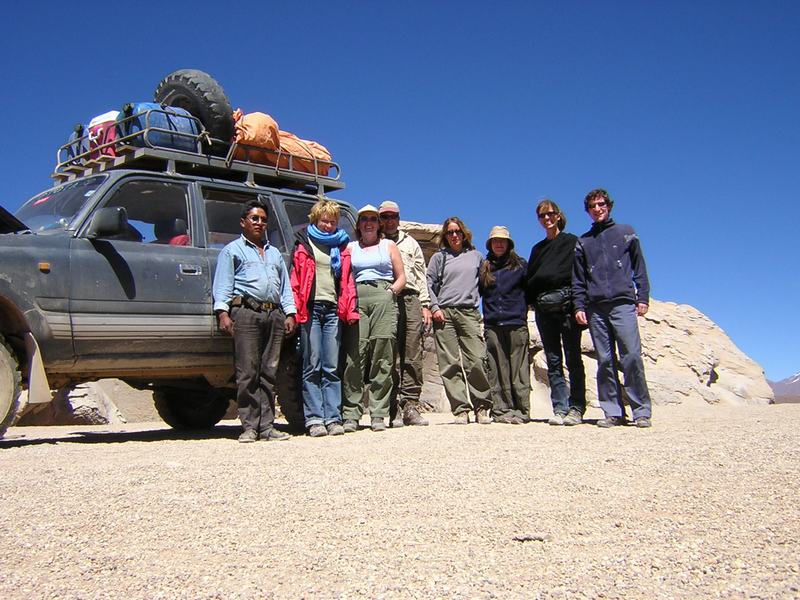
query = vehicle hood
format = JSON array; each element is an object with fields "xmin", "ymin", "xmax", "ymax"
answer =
[{"xmin": 0, "ymin": 205, "xmax": 29, "ymax": 234}]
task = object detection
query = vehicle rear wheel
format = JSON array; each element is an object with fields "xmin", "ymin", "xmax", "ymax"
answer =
[
  {"xmin": 153, "ymin": 386, "xmax": 230, "ymax": 430},
  {"xmin": 154, "ymin": 69, "xmax": 235, "ymax": 144},
  {"xmin": 0, "ymin": 336, "xmax": 23, "ymax": 438}
]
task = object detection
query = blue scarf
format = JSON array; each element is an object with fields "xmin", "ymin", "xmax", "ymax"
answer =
[{"xmin": 307, "ymin": 224, "xmax": 350, "ymax": 278}]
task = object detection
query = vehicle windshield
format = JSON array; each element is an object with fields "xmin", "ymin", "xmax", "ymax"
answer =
[{"xmin": 15, "ymin": 176, "xmax": 106, "ymax": 233}]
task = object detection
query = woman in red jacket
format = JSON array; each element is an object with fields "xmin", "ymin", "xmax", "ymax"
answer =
[{"xmin": 290, "ymin": 200, "xmax": 358, "ymax": 437}]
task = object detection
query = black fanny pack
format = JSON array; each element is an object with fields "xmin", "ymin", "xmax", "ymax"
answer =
[{"xmin": 535, "ymin": 287, "xmax": 571, "ymax": 313}]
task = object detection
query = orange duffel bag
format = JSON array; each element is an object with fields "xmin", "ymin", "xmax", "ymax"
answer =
[
  {"xmin": 232, "ymin": 109, "xmax": 280, "ymax": 165},
  {"xmin": 276, "ymin": 130, "xmax": 332, "ymax": 176}
]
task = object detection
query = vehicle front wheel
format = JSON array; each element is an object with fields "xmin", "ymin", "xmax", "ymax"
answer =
[
  {"xmin": 0, "ymin": 337, "xmax": 23, "ymax": 438},
  {"xmin": 153, "ymin": 387, "xmax": 230, "ymax": 430}
]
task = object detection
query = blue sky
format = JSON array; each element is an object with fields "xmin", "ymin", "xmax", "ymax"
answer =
[{"xmin": 1, "ymin": 1, "xmax": 797, "ymax": 380}]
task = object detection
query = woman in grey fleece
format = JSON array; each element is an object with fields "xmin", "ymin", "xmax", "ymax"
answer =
[{"xmin": 426, "ymin": 217, "xmax": 493, "ymax": 424}]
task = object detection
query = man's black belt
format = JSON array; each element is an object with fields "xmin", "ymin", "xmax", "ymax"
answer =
[{"xmin": 231, "ymin": 295, "xmax": 280, "ymax": 312}]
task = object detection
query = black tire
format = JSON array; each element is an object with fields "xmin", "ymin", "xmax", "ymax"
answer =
[
  {"xmin": 153, "ymin": 386, "xmax": 230, "ymax": 430},
  {"xmin": 276, "ymin": 334, "xmax": 305, "ymax": 433},
  {"xmin": 0, "ymin": 336, "xmax": 23, "ymax": 438},
  {"xmin": 154, "ymin": 69, "xmax": 234, "ymax": 143}
]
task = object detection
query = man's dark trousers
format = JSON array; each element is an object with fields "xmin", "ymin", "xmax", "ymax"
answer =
[{"xmin": 232, "ymin": 305, "xmax": 285, "ymax": 436}]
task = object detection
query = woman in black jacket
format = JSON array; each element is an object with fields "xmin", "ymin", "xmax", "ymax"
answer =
[
  {"xmin": 479, "ymin": 226, "xmax": 530, "ymax": 424},
  {"xmin": 526, "ymin": 199, "xmax": 586, "ymax": 426}
]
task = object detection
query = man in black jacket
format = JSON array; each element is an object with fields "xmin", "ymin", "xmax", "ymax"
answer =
[{"xmin": 572, "ymin": 189, "xmax": 653, "ymax": 428}]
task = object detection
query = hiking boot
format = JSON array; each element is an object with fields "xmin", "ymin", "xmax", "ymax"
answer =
[
  {"xmin": 371, "ymin": 417, "xmax": 386, "ymax": 432},
  {"xmin": 476, "ymin": 408, "xmax": 492, "ymax": 424},
  {"xmin": 635, "ymin": 417, "xmax": 652, "ymax": 428},
  {"xmin": 548, "ymin": 413, "xmax": 566, "ymax": 426},
  {"xmin": 563, "ymin": 409, "xmax": 583, "ymax": 426},
  {"xmin": 238, "ymin": 429, "xmax": 258, "ymax": 443},
  {"xmin": 343, "ymin": 419, "xmax": 359, "ymax": 433},
  {"xmin": 453, "ymin": 412, "xmax": 469, "ymax": 425},
  {"xmin": 326, "ymin": 422, "xmax": 345, "ymax": 436},
  {"xmin": 493, "ymin": 413, "xmax": 518, "ymax": 425},
  {"xmin": 597, "ymin": 416, "xmax": 627, "ymax": 428},
  {"xmin": 403, "ymin": 404, "xmax": 429, "ymax": 426},
  {"xmin": 262, "ymin": 428, "xmax": 290, "ymax": 441},
  {"xmin": 308, "ymin": 424, "xmax": 328, "ymax": 438}
]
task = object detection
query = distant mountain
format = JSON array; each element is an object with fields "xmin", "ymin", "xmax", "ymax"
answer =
[{"xmin": 769, "ymin": 372, "xmax": 800, "ymax": 401}]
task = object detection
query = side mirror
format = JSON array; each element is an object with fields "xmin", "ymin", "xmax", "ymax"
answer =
[{"xmin": 86, "ymin": 207, "xmax": 128, "ymax": 239}]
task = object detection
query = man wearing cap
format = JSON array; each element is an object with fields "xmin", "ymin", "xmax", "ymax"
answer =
[
  {"xmin": 213, "ymin": 199, "xmax": 297, "ymax": 442},
  {"xmin": 378, "ymin": 200, "xmax": 432, "ymax": 427},
  {"xmin": 572, "ymin": 188, "xmax": 653, "ymax": 428}
]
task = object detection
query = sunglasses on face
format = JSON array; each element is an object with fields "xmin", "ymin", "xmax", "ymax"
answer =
[
  {"xmin": 247, "ymin": 215, "xmax": 268, "ymax": 224},
  {"xmin": 538, "ymin": 211, "xmax": 557, "ymax": 220},
  {"xmin": 446, "ymin": 229, "xmax": 462, "ymax": 236},
  {"xmin": 359, "ymin": 216, "xmax": 378, "ymax": 223},
  {"xmin": 380, "ymin": 213, "xmax": 399, "ymax": 221}
]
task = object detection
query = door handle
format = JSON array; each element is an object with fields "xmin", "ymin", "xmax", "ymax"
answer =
[{"xmin": 179, "ymin": 264, "xmax": 202, "ymax": 275}]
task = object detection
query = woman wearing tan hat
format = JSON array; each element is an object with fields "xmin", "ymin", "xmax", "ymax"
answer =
[
  {"xmin": 525, "ymin": 199, "xmax": 586, "ymax": 426},
  {"xmin": 341, "ymin": 204, "xmax": 406, "ymax": 432},
  {"xmin": 479, "ymin": 226, "xmax": 531, "ymax": 424},
  {"xmin": 426, "ymin": 217, "xmax": 493, "ymax": 424}
]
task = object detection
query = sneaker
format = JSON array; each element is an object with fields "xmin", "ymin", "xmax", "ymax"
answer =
[
  {"xmin": 308, "ymin": 424, "xmax": 328, "ymax": 438},
  {"xmin": 453, "ymin": 412, "xmax": 469, "ymax": 425},
  {"xmin": 326, "ymin": 422, "xmax": 345, "ymax": 436},
  {"xmin": 238, "ymin": 429, "xmax": 258, "ymax": 443},
  {"xmin": 548, "ymin": 413, "xmax": 566, "ymax": 426},
  {"xmin": 262, "ymin": 428, "xmax": 290, "ymax": 441},
  {"xmin": 597, "ymin": 416, "xmax": 627, "ymax": 428},
  {"xmin": 476, "ymin": 408, "xmax": 492, "ymax": 424},
  {"xmin": 371, "ymin": 417, "xmax": 386, "ymax": 432},
  {"xmin": 390, "ymin": 415, "xmax": 404, "ymax": 428},
  {"xmin": 635, "ymin": 417, "xmax": 652, "ymax": 428},
  {"xmin": 563, "ymin": 409, "xmax": 583, "ymax": 426},
  {"xmin": 403, "ymin": 404, "xmax": 429, "ymax": 426},
  {"xmin": 343, "ymin": 419, "xmax": 359, "ymax": 433}
]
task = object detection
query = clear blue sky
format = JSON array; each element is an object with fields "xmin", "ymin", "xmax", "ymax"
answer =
[{"xmin": 1, "ymin": 1, "xmax": 797, "ymax": 380}]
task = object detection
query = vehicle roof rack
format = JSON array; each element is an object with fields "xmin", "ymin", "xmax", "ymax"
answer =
[{"xmin": 53, "ymin": 108, "xmax": 345, "ymax": 194}]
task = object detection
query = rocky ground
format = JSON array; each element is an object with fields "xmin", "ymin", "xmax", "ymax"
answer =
[{"xmin": 1, "ymin": 403, "xmax": 798, "ymax": 599}]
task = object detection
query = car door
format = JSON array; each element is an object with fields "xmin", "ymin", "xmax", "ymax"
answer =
[{"xmin": 69, "ymin": 177, "xmax": 216, "ymax": 372}]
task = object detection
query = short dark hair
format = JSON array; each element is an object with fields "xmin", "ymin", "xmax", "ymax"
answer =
[
  {"xmin": 584, "ymin": 188, "xmax": 614, "ymax": 212},
  {"xmin": 241, "ymin": 199, "xmax": 269, "ymax": 219}
]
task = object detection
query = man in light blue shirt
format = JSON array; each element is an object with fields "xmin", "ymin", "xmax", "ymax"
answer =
[{"xmin": 213, "ymin": 200, "xmax": 297, "ymax": 442}]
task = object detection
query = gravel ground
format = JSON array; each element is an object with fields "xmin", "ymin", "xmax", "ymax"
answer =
[{"xmin": 1, "ymin": 403, "xmax": 798, "ymax": 599}]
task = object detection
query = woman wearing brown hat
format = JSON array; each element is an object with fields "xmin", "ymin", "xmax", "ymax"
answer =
[
  {"xmin": 426, "ymin": 217, "xmax": 493, "ymax": 424},
  {"xmin": 525, "ymin": 200, "xmax": 586, "ymax": 426},
  {"xmin": 479, "ymin": 226, "xmax": 531, "ymax": 424}
]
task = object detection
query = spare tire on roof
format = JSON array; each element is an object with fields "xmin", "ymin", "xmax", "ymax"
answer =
[{"xmin": 154, "ymin": 69, "xmax": 234, "ymax": 144}]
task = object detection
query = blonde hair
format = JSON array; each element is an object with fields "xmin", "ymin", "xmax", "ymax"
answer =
[{"xmin": 308, "ymin": 199, "xmax": 340, "ymax": 225}]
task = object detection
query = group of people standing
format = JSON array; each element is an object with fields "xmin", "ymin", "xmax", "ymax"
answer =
[{"xmin": 211, "ymin": 188, "xmax": 653, "ymax": 443}]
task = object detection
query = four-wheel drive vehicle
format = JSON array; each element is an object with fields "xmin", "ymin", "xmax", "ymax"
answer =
[{"xmin": 0, "ymin": 134, "xmax": 356, "ymax": 437}]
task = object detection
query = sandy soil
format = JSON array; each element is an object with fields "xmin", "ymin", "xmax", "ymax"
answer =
[{"xmin": 1, "ymin": 403, "xmax": 798, "ymax": 599}]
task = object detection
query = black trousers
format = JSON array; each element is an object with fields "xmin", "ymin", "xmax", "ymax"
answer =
[{"xmin": 231, "ymin": 306, "xmax": 285, "ymax": 434}]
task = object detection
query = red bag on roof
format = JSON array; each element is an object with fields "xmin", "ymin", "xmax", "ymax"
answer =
[
  {"xmin": 232, "ymin": 109, "xmax": 280, "ymax": 165},
  {"xmin": 276, "ymin": 131, "xmax": 332, "ymax": 176}
]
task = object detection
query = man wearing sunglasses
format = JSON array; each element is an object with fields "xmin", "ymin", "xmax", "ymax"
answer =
[
  {"xmin": 572, "ymin": 189, "xmax": 653, "ymax": 428},
  {"xmin": 213, "ymin": 200, "xmax": 297, "ymax": 442},
  {"xmin": 378, "ymin": 200, "xmax": 432, "ymax": 427}
]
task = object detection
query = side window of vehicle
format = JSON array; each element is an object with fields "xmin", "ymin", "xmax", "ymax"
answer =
[
  {"xmin": 98, "ymin": 180, "xmax": 192, "ymax": 245},
  {"xmin": 203, "ymin": 188, "xmax": 284, "ymax": 252},
  {"xmin": 283, "ymin": 199, "xmax": 356, "ymax": 240}
]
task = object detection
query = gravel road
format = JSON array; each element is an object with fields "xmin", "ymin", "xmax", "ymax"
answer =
[{"xmin": 1, "ymin": 403, "xmax": 798, "ymax": 599}]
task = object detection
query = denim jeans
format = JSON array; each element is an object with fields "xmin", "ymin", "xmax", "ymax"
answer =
[
  {"xmin": 535, "ymin": 308, "xmax": 586, "ymax": 416},
  {"xmin": 587, "ymin": 301, "xmax": 652, "ymax": 419},
  {"xmin": 300, "ymin": 301, "xmax": 342, "ymax": 427}
]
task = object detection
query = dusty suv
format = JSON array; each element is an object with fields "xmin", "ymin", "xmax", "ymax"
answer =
[{"xmin": 0, "ymin": 133, "xmax": 355, "ymax": 436}]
